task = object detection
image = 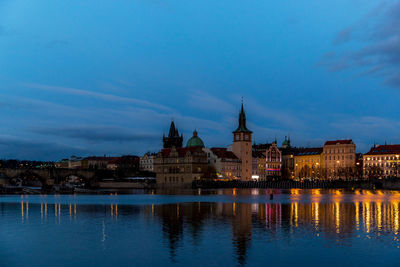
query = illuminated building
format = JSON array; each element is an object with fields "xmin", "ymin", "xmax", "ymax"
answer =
[
  {"xmin": 265, "ymin": 142, "xmax": 282, "ymax": 178},
  {"xmin": 323, "ymin": 140, "xmax": 356, "ymax": 179},
  {"xmin": 203, "ymin": 147, "xmax": 241, "ymax": 180},
  {"xmin": 294, "ymin": 147, "xmax": 324, "ymax": 179},
  {"xmin": 363, "ymin": 145, "xmax": 400, "ymax": 178},
  {"xmin": 252, "ymin": 151, "xmax": 266, "ymax": 180}
]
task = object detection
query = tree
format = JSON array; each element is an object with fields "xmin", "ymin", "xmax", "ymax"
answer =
[
  {"xmin": 365, "ymin": 166, "xmax": 383, "ymax": 179},
  {"xmin": 201, "ymin": 166, "xmax": 217, "ymax": 180}
]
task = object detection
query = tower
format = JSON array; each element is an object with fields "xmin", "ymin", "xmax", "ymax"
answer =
[
  {"xmin": 163, "ymin": 121, "xmax": 183, "ymax": 148},
  {"xmin": 232, "ymin": 102, "xmax": 253, "ymax": 181}
]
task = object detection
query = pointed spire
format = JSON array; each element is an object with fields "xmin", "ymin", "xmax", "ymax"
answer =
[
  {"xmin": 234, "ymin": 100, "xmax": 252, "ymax": 133},
  {"xmin": 168, "ymin": 121, "xmax": 176, "ymax": 137}
]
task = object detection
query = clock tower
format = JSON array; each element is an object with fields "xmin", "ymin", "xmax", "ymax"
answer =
[{"xmin": 232, "ymin": 102, "xmax": 253, "ymax": 181}]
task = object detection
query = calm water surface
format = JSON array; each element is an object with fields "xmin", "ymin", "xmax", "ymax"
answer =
[{"xmin": 1, "ymin": 189, "xmax": 400, "ymax": 267}]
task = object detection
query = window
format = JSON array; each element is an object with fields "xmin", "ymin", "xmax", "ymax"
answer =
[
  {"xmin": 245, "ymin": 135, "xmax": 249, "ymax": 141},
  {"xmin": 235, "ymin": 134, "xmax": 240, "ymax": 141}
]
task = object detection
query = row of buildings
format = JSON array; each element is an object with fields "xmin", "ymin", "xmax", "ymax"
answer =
[
  {"xmin": 55, "ymin": 155, "xmax": 141, "ymax": 171},
  {"xmin": 151, "ymin": 103, "xmax": 400, "ymax": 186},
  {"xmin": 55, "ymin": 102, "xmax": 400, "ymax": 186}
]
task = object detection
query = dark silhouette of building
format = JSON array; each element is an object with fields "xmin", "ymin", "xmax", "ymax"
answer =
[{"xmin": 163, "ymin": 121, "xmax": 183, "ymax": 149}]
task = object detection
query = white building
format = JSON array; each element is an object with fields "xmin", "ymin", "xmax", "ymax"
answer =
[
  {"xmin": 140, "ymin": 153, "xmax": 155, "ymax": 172},
  {"xmin": 363, "ymin": 145, "xmax": 400, "ymax": 178}
]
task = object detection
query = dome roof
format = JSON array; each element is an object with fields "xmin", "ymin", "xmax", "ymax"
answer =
[
  {"xmin": 282, "ymin": 136, "xmax": 291, "ymax": 147},
  {"xmin": 186, "ymin": 130, "xmax": 205, "ymax": 148}
]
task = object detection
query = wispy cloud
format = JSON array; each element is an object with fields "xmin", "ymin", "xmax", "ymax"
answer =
[
  {"xmin": 330, "ymin": 115, "xmax": 400, "ymax": 140},
  {"xmin": 22, "ymin": 83, "xmax": 172, "ymax": 111},
  {"xmin": 320, "ymin": 1, "xmax": 400, "ymax": 88},
  {"xmin": 245, "ymin": 97, "xmax": 305, "ymax": 129},
  {"xmin": 187, "ymin": 90, "xmax": 235, "ymax": 114},
  {"xmin": 0, "ymin": 135, "xmax": 88, "ymax": 161},
  {"xmin": 31, "ymin": 125, "xmax": 160, "ymax": 143}
]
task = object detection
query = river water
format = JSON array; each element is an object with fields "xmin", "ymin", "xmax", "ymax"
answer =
[{"xmin": 1, "ymin": 189, "xmax": 400, "ymax": 266}]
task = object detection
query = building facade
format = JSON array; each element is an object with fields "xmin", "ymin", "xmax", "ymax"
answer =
[
  {"xmin": 140, "ymin": 153, "xmax": 156, "ymax": 172},
  {"xmin": 363, "ymin": 145, "xmax": 400, "ymax": 179},
  {"xmin": 232, "ymin": 103, "xmax": 253, "ymax": 181},
  {"xmin": 155, "ymin": 130, "xmax": 208, "ymax": 187},
  {"xmin": 323, "ymin": 140, "xmax": 356, "ymax": 179},
  {"xmin": 204, "ymin": 147, "xmax": 241, "ymax": 180},
  {"xmin": 294, "ymin": 148, "xmax": 324, "ymax": 179},
  {"xmin": 252, "ymin": 150, "xmax": 266, "ymax": 180},
  {"xmin": 265, "ymin": 142, "xmax": 282, "ymax": 178}
]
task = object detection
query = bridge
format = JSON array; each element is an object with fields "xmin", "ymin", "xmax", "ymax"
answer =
[{"xmin": 0, "ymin": 168, "xmax": 98, "ymax": 186}]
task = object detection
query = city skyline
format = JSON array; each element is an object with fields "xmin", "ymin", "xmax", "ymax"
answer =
[{"xmin": 1, "ymin": 0, "xmax": 400, "ymax": 160}]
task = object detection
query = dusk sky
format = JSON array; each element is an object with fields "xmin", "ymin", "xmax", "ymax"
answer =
[{"xmin": 1, "ymin": 0, "xmax": 400, "ymax": 160}]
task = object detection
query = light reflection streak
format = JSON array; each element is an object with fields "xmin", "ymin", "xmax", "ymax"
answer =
[
  {"xmin": 393, "ymin": 202, "xmax": 399, "ymax": 234},
  {"xmin": 377, "ymin": 202, "xmax": 382, "ymax": 231},
  {"xmin": 355, "ymin": 202, "xmax": 360, "ymax": 231},
  {"xmin": 335, "ymin": 202, "xmax": 340, "ymax": 233},
  {"xmin": 313, "ymin": 202, "xmax": 319, "ymax": 230},
  {"xmin": 365, "ymin": 202, "xmax": 371, "ymax": 233}
]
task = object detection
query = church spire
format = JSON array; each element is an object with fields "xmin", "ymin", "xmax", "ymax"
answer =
[
  {"xmin": 163, "ymin": 120, "xmax": 183, "ymax": 148},
  {"xmin": 234, "ymin": 101, "xmax": 252, "ymax": 133},
  {"xmin": 168, "ymin": 121, "xmax": 179, "ymax": 137}
]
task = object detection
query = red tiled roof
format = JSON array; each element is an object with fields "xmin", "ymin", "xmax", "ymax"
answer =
[
  {"xmin": 161, "ymin": 147, "xmax": 203, "ymax": 157},
  {"xmin": 365, "ymin": 145, "xmax": 400, "ymax": 156},
  {"xmin": 296, "ymin": 147, "xmax": 323, "ymax": 156},
  {"xmin": 211, "ymin": 148, "xmax": 239, "ymax": 160},
  {"xmin": 324, "ymin": 139, "xmax": 353, "ymax": 146}
]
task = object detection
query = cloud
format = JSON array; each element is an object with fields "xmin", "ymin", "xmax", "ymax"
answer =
[
  {"xmin": 22, "ymin": 83, "xmax": 172, "ymax": 111},
  {"xmin": 330, "ymin": 115, "xmax": 400, "ymax": 140},
  {"xmin": 321, "ymin": 1, "xmax": 400, "ymax": 88},
  {"xmin": 0, "ymin": 135, "xmax": 88, "ymax": 161},
  {"xmin": 187, "ymin": 90, "xmax": 235, "ymax": 114},
  {"xmin": 333, "ymin": 27, "xmax": 353, "ymax": 45},
  {"xmin": 31, "ymin": 126, "xmax": 160, "ymax": 143},
  {"xmin": 245, "ymin": 97, "xmax": 305, "ymax": 129}
]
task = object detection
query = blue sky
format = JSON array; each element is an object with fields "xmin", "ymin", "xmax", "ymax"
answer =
[{"xmin": 1, "ymin": 0, "xmax": 400, "ymax": 160}]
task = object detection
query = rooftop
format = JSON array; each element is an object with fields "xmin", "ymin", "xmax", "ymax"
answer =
[
  {"xmin": 211, "ymin": 148, "xmax": 239, "ymax": 160},
  {"xmin": 296, "ymin": 147, "xmax": 323, "ymax": 156},
  {"xmin": 324, "ymin": 139, "xmax": 354, "ymax": 146},
  {"xmin": 365, "ymin": 145, "xmax": 400, "ymax": 156}
]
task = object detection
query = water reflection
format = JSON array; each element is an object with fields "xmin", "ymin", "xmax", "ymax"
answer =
[{"xmin": 4, "ymin": 190, "xmax": 400, "ymax": 266}]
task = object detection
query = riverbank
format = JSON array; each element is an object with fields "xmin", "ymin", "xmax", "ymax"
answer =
[{"xmin": 193, "ymin": 179, "xmax": 400, "ymax": 190}]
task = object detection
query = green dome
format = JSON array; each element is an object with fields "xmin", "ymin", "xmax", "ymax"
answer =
[
  {"xmin": 282, "ymin": 136, "xmax": 291, "ymax": 147},
  {"xmin": 186, "ymin": 130, "xmax": 205, "ymax": 148}
]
